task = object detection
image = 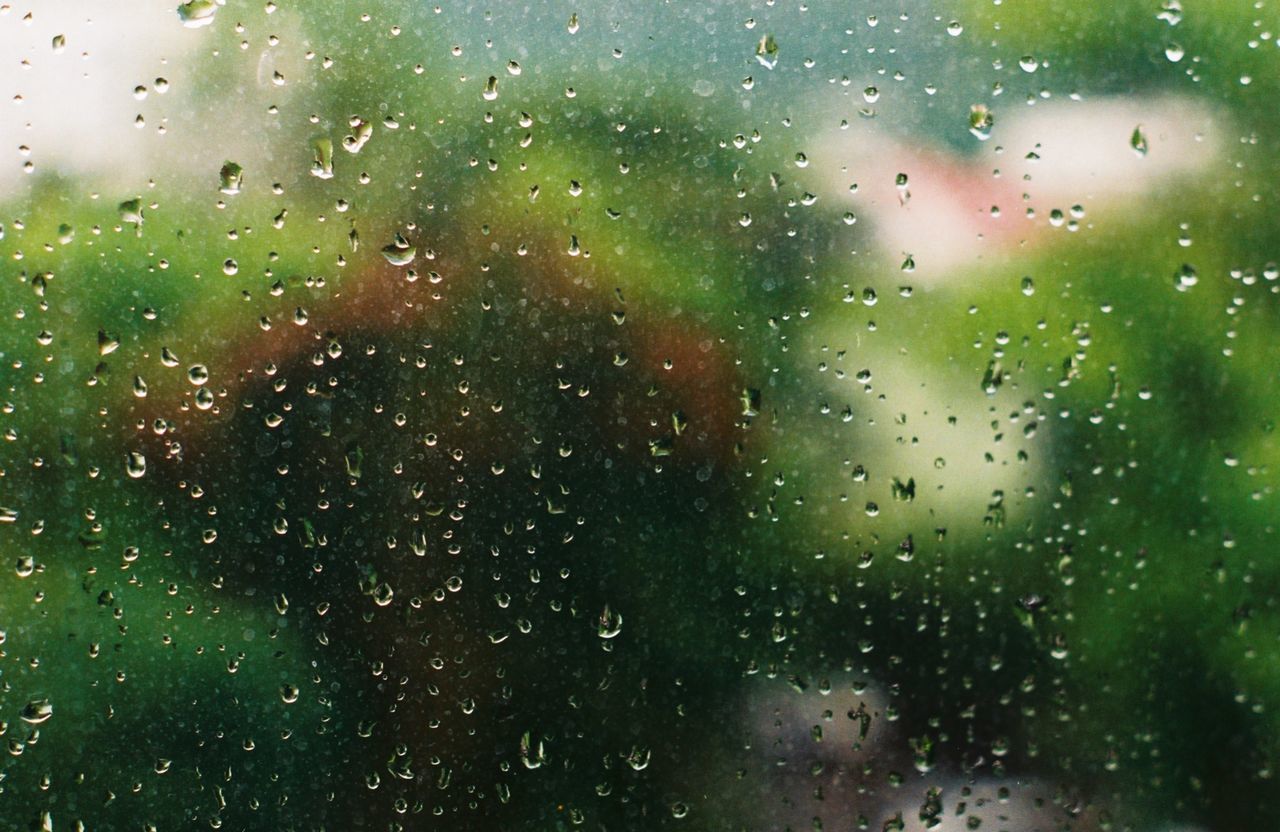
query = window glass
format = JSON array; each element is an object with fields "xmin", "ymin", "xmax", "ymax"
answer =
[{"xmin": 2, "ymin": 2, "xmax": 1275, "ymax": 830}]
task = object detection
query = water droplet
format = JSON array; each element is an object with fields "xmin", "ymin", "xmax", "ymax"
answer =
[
  {"xmin": 483, "ymin": 75, "xmax": 499, "ymax": 101},
  {"xmin": 1165, "ymin": 42, "xmax": 1185, "ymax": 62},
  {"xmin": 188, "ymin": 364, "xmax": 209, "ymax": 385},
  {"xmin": 597, "ymin": 604, "xmax": 623, "ymax": 638},
  {"xmin": 125, "ymin": 451, "xmax": 147, "ymax": 479},
  {"xmin": 118, "ymin": 198, "xmax": 144, "ymax": 235},
  {"xmin": 625, "ymin": 745, "xmax": 651, "ymax": 770},
  {"xmin": 519, "ymin": 731, "xmax": 547, "ymax": 769},
  {"xmin": 755, "ymin": 34, "xmax": 779, "ymax": 69},
  {"xmin": 51, "ymin": 34, "xmax": 66, "ymax": 52},
  {"xmin": 21, "ymin": 698, "xmax": 52, "ymax": 724},
  {"xmin": 97, "ymin": 329, "xmax": 120, "ymax": 356},
  {"xmin": 218, "ymin": 161, "xmax": 243, "ymax": 195},
  {"xmin": 310, "ymin": 137, "xmax": 334, "ymax": 179},
  {"xmin": 968, "ymin": 104, "xmax": 994, "ymax": 141},
  {"xmin": 946, "ymin": 20, "xmax": 963, "ymax": 36},
  {"xmin": 342, "ymin": 117, "xmax": 372, "ymax": 154},
  {"xmin": 567, "ymin": 13, "xmax": 580, "ymax": 34},
  {"xmin": 381, "ymin": 232, "xmax": 416, "ymax": 267},
  {"xmin": 177, "ymin": 0, "xmax": 220, "ymax": 29},
  {"xmin": 1131, "ymin": 125, "xmax": 1149, "ymax": 157}
]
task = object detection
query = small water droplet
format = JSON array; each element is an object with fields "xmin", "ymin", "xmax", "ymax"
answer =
[{"xmin": 1131, "ymin": 125, "xmax": 1149, "ymax": 157}]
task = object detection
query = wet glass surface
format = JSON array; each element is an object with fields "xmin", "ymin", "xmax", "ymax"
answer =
[{"xmin": 1, "ymin": 2, "xmax": 1277, "ymax": 830}]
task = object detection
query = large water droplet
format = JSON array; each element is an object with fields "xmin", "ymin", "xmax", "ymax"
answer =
[
  {"xmin": 177, "ymin": 0, "xmax": 220, "ymax": 28},
  {"xmin": 755, "ymin": 34, "xmax": 779, "ymax": 69},
  {"xmin": 21, "ymin": 698, "xmax": 52, "ymax": 724},
  {"xmin": 125, "ymin": 451, "xmax": 147, "ymax": 479}
]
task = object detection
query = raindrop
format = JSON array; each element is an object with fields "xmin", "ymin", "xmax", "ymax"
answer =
[
  {"xmin": 519, "ymin": 731, "xmax": 547, "ymax": 769},
  {"xmin": 381, "ymin": 233, "xmax": 416, "ymax": 266},
  {"xmin": 125, "ymin": 451, "xmax": 147, "ymax": 479},
  {"xmin": 219, "ymin": 161, "xmax": 243, "ymax": 195},
  {"xmin": 21, "ymin": 699, "xmax": 52, "ymax": 725},
  {"xmin": 969, "ymin": 104, "xmax": 994, "ymax": 140},
  {"xmin": 597, "ymin": 604, "xmax": 623, "ymax": 638},
  {"xmin": 755, "ymin": 34, "xmax": 779, "ymax": 69},
  {"xmin": 97, "ymin": 329, "xmax": 120, "ymax": 356},
  {"xmin": 311, "ymin": 137, "xmax": 334, "ymax": 179},
  {"xmin": 118, "ymin": 198, "xmax": 144, "ymax": 235},
  {"xmin": 177, "ymin": 0, "xmax": 220, "ymax": 29},
  {"xmin": 1131, "ymin": 125, "xmax": 1149, "ymax": 157}
]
